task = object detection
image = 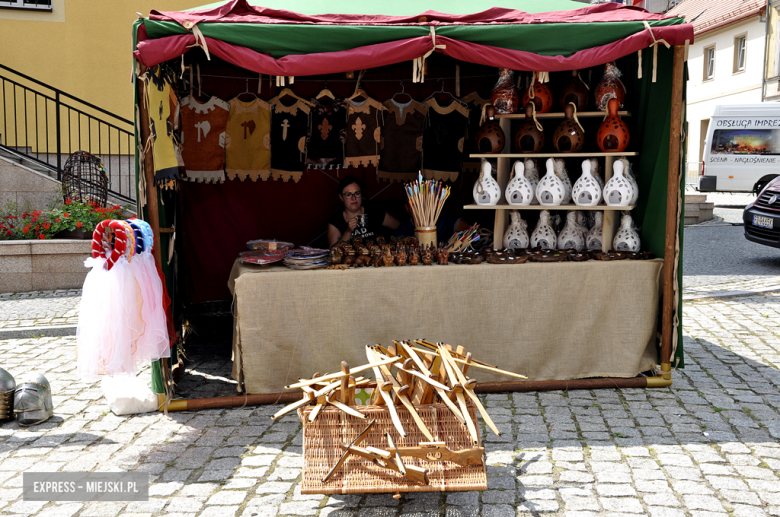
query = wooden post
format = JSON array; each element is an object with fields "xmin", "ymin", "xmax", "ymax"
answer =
[
  {"xmin": 493, "ymin": 117, "xmax": 512, "ymax": 249},
  {"xmin": 135, "ymin": 64, "xmax": 164, "ymax": 268},
  {"xmin": 660, "ymin": 45, "xmax": 685, "ymax": 380}
]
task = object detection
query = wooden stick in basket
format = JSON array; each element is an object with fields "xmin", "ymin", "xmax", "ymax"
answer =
[
  {"xmin": 396, "ymin": 443, "xmax": 485, "ymax": 467},
  {"xmin": 398, "ymin": 342, "xmax": 466, "ymax": 425},
  {"xmin": 438, "ymin": 345, "xmax": 480, "ymax": 445},
  {"xmin": 438, "ymin": 345, "xmax": 502, "ymax": 437},
  {"xmin": 286, "ymin": 356, "xmax": 399, "ymax": 389},
  {"xmin": 408, "ymin": 343, "xmax": 528, "ymax": 380},
  {"xmin": 322, "ymin": 419, "xmax": 376, "ymax": 484},
  {"xmin": 338, "ymin": 443, "xmax": 429, "ymax": 485},
  {"xmin": 365, "ymin": 346, "xmax": 406, "ymax": 437},
  {"xmin": 367, "ymin": 347, "xmax": 434, "ymax": 441}
]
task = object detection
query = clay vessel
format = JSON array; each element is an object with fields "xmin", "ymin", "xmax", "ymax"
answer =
[
  {"xmin": 597, "ymin": 98, "xmax": 630, "ymax": 153},
  {"xmin": 513, "ymin": 103, "xmax": 545, "ymax": 153},
  {"xmin": 558, "ymin": 211, "xmax": 585, "ymax": 252},
  {"xmin": 472, "ymin": 159, "xmax": 501, "ymax": 206},
  {"xmin": 475, "ymin": 105, "xmax": 505, "ymax": 154},
  {"xmin": 595, "ymin": 61, "xmax": 625, "ymax": 111},
  {"xmin": 490, "ymin": 68, "xmax": 520, "ymax": 115},
  {"xmin": 503, "ymin": 211, "xmax": 530, "ymax": 249},
  {"xmin": 506, "ymin": 160, "xmax": 535, "ymax": 206},
  {"xmin": 530, "ymin": 210, "xmax": 557, "ymax": 249},
  {"xmin": 536, "ymin": 158, "xmax": 565, "ymax": 206},
  {"xmin": 521, "ymin": 74, "xmax": 553, "ymax": 114},
  {"xmin": 613, "ymin": 213, "xmax": 641, "ymax": 252},
  {"xmin": 603, "ymin": 159, "xmax": 635, "ymax": 206},
  {"xmin": 553, "ymin": 103, "xmax": 584, "ymax": 153},
  {"xmin": 586, "ymin": 212, "xmax": 604, "ymax": 251},
  {"xmin": 572, "ymin": 159, "xmax": 602, "ymax": 206},
  {"xmin": 559, "ymin": 70, "xmax": 589, "ymax": 112}
]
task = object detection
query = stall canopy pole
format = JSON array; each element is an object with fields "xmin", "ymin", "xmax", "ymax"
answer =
[
  {"xmin": 136, "ymin": 64, "xmax": 164, "ymax": 269},
  {"xmin": 661, "ymin": 45, "xmax": 685, "ymax": 380}
]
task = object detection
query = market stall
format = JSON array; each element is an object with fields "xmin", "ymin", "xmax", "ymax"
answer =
[{"xmin": 131, "ymin": 0, "xmax": 692, "ymax": 398}]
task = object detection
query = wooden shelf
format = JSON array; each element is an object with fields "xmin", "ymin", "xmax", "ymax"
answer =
[
  {"xmin": 496, "ymin": 111, "xmax": 631, "ymax": 119},
  {"xmin": 464, "ymin": 204, "xmax": 636, "ymax": 211},
  {"xmin": 470, "ymin": 152, "xmax": 639, "ymax": 159}
]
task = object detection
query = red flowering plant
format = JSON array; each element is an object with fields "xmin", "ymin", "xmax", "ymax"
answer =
[{"xmin": 0, "ymin": 197, "xmax": 131, "ymax": 240}]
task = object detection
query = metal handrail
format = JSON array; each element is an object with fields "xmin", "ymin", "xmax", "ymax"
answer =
[{"xmin": 0, "ymin": 63, "xmax": 135, "ymax": 204}]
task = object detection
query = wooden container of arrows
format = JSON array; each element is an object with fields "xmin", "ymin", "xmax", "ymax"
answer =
[{"xmin": 298, "ymin": 404, "xmax": 486, "ymax": 495}]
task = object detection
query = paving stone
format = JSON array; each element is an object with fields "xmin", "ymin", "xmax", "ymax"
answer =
[
  {"xmin": 599, "ymin": 498, "xmax": 644, "ymax": 513},
  {"xmin": 684, "ymin": 495, "xmax": 727, "ymax": 512}
]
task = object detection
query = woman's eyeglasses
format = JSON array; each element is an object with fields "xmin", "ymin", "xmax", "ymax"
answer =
[{"xmin": 342, "ymin": 191, "xmax": 362, "ymax": 199}]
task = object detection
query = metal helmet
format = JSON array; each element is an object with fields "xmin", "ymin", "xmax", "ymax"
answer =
[
  {"xmin": 13, "ymin": 372, "xmax": 53, "ymax": 426},
  {"xmin": 0, "ymin": 367, "xmax": 15, "ymax": 422}
]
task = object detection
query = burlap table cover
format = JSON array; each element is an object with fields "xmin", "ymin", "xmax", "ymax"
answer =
[{"xmin": 229, "ymin": 259, "xmax": 663, "ymax": 394}]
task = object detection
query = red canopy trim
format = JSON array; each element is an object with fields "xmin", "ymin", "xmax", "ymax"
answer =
[
  {"xmin": 150, "ymin": 0, "xmax": 674, "ymax": 28},
  {"xmin": 134, "ymin": 22, "xmax": 693, "ymax": 75}
]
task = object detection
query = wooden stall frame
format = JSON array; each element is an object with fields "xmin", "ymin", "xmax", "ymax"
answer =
[{"xmin": 140, "ymin": 45, "xmax": 686, "ymax": 412}]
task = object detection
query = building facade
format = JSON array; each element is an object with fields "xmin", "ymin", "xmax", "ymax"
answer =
[{"xmin": 667, "ymin": 0, "xmax": 767, "ymax": 181}]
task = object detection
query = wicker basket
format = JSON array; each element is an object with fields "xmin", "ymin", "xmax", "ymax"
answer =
[{"xmin": 299, "ymin": 403, "xmax": 487, "ymax": 495}]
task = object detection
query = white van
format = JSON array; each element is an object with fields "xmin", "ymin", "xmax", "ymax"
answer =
[{"xmin": 700, "ymin": 104, "xmax": 780, "ymax": 193}]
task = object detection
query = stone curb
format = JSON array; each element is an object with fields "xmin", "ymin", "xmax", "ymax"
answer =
[
  {"xmin": 683, "ymin": 285, "xmax": 780, "ymax": 301},
  {"xmin": 0, "ymin": 324, "xmax": 77, "ymax": 340}
]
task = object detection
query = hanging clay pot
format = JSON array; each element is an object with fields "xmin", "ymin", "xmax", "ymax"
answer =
[
  {"xmin": 554, "ymin": 159, "xmax": 572, "ymax": 204},
  {"xmin": 613, "ymin": 213, "xmax": 641, "ymax": 252},
  {"xmin": 503, "ymin": 211, "xmax": 530, "ymax": 249},
  {"xmin": 597, "ymin": 97, "xmax": 630, "ymax": 153},
  {"xmin": 513, "ymin": 103, "xmax": 545, "ymax": 153},
  {"xmin": 536, "ymin": 158, "xmax": 565, "ymax": 206},
  {"xmin": 553, "ymin": 103, "xmax": 585, "ymax": 153},
  {"xmin": 530, "ymin": 210, "xmax": 557, "ymax": 249},
  {"xmin": 603, "ymin": 158, "xmax": 635, "ymax": 206},
  {"xmin": 586, "ymin": 212, "xmax": 603, "ymax": 251},
  {"xmin": 595, "ymin": 61, "xmax": 626, "ymax": 111},
  {"xmin": 521, "ymin": 73, "xmax": 553, "ymax": 114},
  {"xmin": 572, "ymin": 159, "xmax": 602, "ymax": 206},
  {"xmin": 559, "ymin": 70, "xmax": 589, "ymax": 112},
  {"xmin": 490, "ymin": 68, "xmax": 520, "ymax": 115},
  {"xmin": 472, "ymin": 159, "xmax": 501, "ymax": 206},
  {"xmin": 475, "ymin": 105, "xmax": 505, "ymax": 154},
  {"xmin": 506, "ymin": 160, "xmax": 535, "ymax": 206},
  {"xmin": 558, "ymin": 212, "xmax": 585, "ymax": 252}
]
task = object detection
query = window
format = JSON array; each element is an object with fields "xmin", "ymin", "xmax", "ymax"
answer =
[
  {"xmin": 734, "ymin": 34, "xmax": 747, "ymax": 73},
  {"xmin": 710, "ymin": 129, "xmax": 780, "ymax": 156},
  {"xmin": 704, "ymin": 46, "xmax": 715, "ymax": 81},
  {"xmin": 0, "ymin": 0, "xmax": 51, "ymax": 10}
]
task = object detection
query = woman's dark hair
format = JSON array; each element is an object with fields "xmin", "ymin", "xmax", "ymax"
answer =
[{"xmin": 338, "ymin": 175, "xmax": 363, "ymax": 195}]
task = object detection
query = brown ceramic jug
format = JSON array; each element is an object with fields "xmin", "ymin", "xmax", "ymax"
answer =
[
  {"xmin": 595, "ymin": 61, "xmax": 625, "ymax": 111},
  {"xmin": 597, "ymin": 97, "xmax": 630, "ymax": 153},
  {"xmin": 476, "ymin": 105, "xmax": 505, "ymax": 154},
  {"xmin": 559, "ymin": 70, "xmax": 589, "ymax": 112},
  {"xmin": 490, "ymin": 68, "xmax": 520, "ymax": 115},
  {"xmin": 521, "ymin": 74, "xmax": 553, "ymax": 114},
  {"xmin": 553, "ymin": 103, "xmax": 584, "ymax": 153},
  {"xmin": 513, "ymin": 102, "xmax": 545, "ymax": 153}
]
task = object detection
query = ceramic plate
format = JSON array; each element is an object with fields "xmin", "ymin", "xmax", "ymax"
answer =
[{"xmin": 239, "ymin": 250, "xmax": 286, "ymax": 265}]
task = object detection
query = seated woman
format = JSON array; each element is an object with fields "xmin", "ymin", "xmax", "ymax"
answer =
[{"xmin": 327, "ymin": 176, "xmax": 400, "ymax": 247}]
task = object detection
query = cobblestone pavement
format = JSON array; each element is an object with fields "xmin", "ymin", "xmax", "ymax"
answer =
[
  {"xmin": 0, "ymin": 290, "xmax": 81, "ymax": 329},
  {"xmin": 1, "ymin": 224, "xmax": 779, "ymax": 516}
]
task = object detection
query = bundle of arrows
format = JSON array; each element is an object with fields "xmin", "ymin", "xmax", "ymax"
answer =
[{"xmin": 273, "ymin": 339, "xmax": 527, "ymax": 485}]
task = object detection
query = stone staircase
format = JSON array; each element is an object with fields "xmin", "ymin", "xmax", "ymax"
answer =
[{"xmin": 685, "ymin": 194, "xmax": 715, "ymax": 225}]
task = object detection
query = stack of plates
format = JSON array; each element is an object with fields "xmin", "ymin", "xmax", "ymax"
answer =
[
  {"xmin": 247, "ymin": 239, "xmax": 294, "ymax": 251},
  {"xmin": 283, "ymin": 248, "xmax": 330, "ymax": 270},
  {"xmin": 239, "ymin": 250, "xmax": 286, "ymax": 266}
]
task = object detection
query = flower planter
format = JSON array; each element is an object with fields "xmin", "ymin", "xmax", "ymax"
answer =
[
  {"xmin": 0, "ymin": 239, "xmax": 92, "ymax": 293},
  {"xmin": 55, "ymin": 228, "xmax": 92, "ymax": 240}
]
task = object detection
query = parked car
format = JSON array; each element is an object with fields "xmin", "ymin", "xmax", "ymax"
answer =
[
  {"xmin": 744, "ymin": 175, "xmax": 780, "ymax": 248},
  {"xmin": 700, "ymin": 104, "xmax": 780, "ymax": 194}
]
